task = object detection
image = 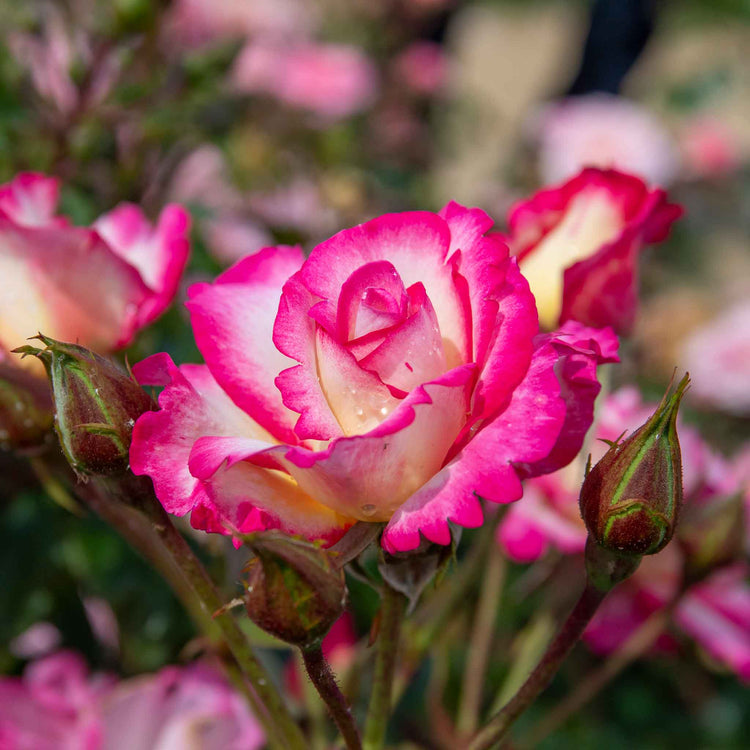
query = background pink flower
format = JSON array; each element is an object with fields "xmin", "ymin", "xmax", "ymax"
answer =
[
  {"xmin": 0, "ymin": 654, "xmax": 264, "ymax": 750},
  {"xmin": 531, "ymin": 94, "xmax": 679, "ymax": 186},
  {"xmin": 232, "ymin": 42, "xmax": 378, "ymax": 121},
  {"xmin": 0, "ymin": 173, "xmax": 189, "ymax": 365},
  {"xmin": 131, "ymin": 203, "xmax": 617, "ymax": 552},
  {"xmin": 681, "ymin": 300, "xmax": 750, "ymax": 416}
]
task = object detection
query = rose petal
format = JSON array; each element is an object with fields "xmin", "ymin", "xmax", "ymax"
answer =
[
  {"xmin": 0, "ymin": 172, "xmax": 66, "ymax": 228},
  {"xmin": 301, "ymin": 211, "xmax": 470, "ymax": 368},
  {"xmin": 265, "ymin": 365, "xmax": 475, "ymax": 523},
  {"xmin": 94, "ymin": 203, "xmax": 190, "ymax": 327},
  {"xmin": 0, "ymin": 223, "xmax": 148, "ymax": 355},
  {"xmin": 130, "ymin": 354, "xmax": 272, "ymax": 520},
  {"xmin": 187, "ymin": 246, "xmax": 304, "ymax": 443}
]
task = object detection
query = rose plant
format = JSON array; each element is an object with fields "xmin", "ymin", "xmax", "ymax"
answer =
[{"xmin": 131, "ymin": 202, "xmax": 618, "ymax": 552}]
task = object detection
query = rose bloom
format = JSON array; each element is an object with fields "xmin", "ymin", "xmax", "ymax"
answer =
[
  {"xmin": 0, "ymin": 172, "xmax": 189, "ymax": 367},
  {"xmin": 0, "ymin": 653, "xmax": 264, "ymax": 749},
  {"xmin": 232, "ymin": 41, "xmax": 378, "ymax": 120},
  {"xmin": 507, "ymin": 168, "xmax": 682, "ymax": 334},
  {"xmin": 131, "ymin": 203, "xmax": 617, "ymax": 553},
  {"xmin": 532, "ymin": 94, "xmax": 679, "ymax": 187}
]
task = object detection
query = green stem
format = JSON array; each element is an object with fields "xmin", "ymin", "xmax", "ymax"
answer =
[
  {"xmin": 520, "ymin": 598, "xmax": 678, "ymax": 748},
  {"xmin": 457, "ymin": 543, "xmax": 506, "ymax": 736},
  {"xmin": 83, "ymin": 473, "xmax": 307, "ymax": 750},
  {"xmin": 468, "ymin": 582, "xmax": 607, "ymax": 750},
  {"xmin": 140, "ymin": 494, "xmax": 306, "ymax": 750},
  {"xmin": 302, "ymin": 646, "xmax": 362, "ymax": 750},
  {"xmin": 363, "ymin": 583, "xmax": 408, "ymax": 750}
]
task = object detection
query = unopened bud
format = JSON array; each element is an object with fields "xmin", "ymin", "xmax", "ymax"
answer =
[
  {"xmin": 0, "ymin": 363, "xmax": 53, "ymax": 451},
  {"xmin": 14, "ymin": 336, "xmax": 153, "ymax": 477},
  {"xmin": 243, "ymin": 532, "xmax": 346, "ymax": 649},
  {"xmin": 678, "ymin": 494, "xmax": 745, "ymax": 583},
  {"xmin": 579, "ymin": 374, "xmax": 689, "ymax": 557},
  {"xmin": 378, "ymin": 537, "xmax": 456, "ymax": 612}
]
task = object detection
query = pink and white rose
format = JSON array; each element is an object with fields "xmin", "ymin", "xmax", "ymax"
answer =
[
  {"xmin": 131, "ymin": 203, "xmax": 617, "ymax": 552},
  {"xmin": 0, "ymin": 173, "xmax": 190, "ymax": 365},
  {"xmin": 507, "ymin": 168, "xmax": 682, "ymax": 334}
]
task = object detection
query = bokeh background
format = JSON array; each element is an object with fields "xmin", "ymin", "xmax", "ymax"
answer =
[{"xmin": 1, "ymin": 1, "xmax": 748, "ymax": 747}]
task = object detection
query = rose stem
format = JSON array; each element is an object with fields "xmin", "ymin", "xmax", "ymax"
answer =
[
  {"xmin": 93, "ymin": 475, "xmax": 307, "ymax": 750},
  {"xmin": 520, "ymin": 597, "xmax": 680, "ymax": 748},
  {"xmin": 302, "ymin": 645, "xmax": 363, "ymax": 750},
  {"xmin": 468, "ymin": 581, "xmax": 608, "ymax": 750},
  {"xmin": 363, "ymin": 583, "xmax": 408, "ymax": 750},
  {"xmin": 456, "ymin": 542, "xmax": 507, "ymax": 736}
]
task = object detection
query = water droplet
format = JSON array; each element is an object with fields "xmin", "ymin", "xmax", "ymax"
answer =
[
  {"xmin": 379, "ymin": 406, "xmax": 389, "ymax": 416},
  {"xmin": 360, "ymin": 504, "xmax": 377, "ymax": 517}
]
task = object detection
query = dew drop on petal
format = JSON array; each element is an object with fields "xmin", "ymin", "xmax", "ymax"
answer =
[{"xmin": 360, "ymin": 504, "xmax": 377, "ymax": 517}]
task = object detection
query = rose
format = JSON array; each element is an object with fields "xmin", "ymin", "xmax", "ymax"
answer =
[
  {"xmin": 0, "ymin": 172, "xmax": 190, "ymax": 365},
  {"xmin": 131, "ymin": 203, "xmax": 617, "ymax": 552},
  {"xmin": 507, "ymin": 168, "xmax": 682, "ymax": 334}
]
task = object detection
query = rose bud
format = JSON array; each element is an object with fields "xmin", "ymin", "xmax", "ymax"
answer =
[
  {"xmin": 243, "ymin": 531, "xmax": 346, "ymax": 649},
  {"xmin": 14, "ymin": 335, "xmax": 154, "ymax": 477},
  {"xmin": 0, "ymin": 362, "xmax": 53, "ymax": 451},
  {"xmin": 678, "ymin": 493, "xmax": 745, "ymax": 584},
  {"xmin": 579, "ymin": 374, "xmax": 690, "ymax": 557}
]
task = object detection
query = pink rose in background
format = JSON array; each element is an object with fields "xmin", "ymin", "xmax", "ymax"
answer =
[
  {"xmin": 532, "ymin": 94, "xmax": 678, "ymax": 187},
  {"xmin": 0, "ymin": 651, "xmax": 109, "ymax": 749},
  {"xmin": 0, "ymin": 655, "xmax": 264, "ymax": 749},
  {"xmin": 507, "ymin": 168, "xmax": 682, "ymax": 333},
  {"xmin": 498, "ymin": 387, "xmax": 708, "ymax": 562},
  {"xmin": 394, "ymin": 42, "xmax": 447, "ymax": 96},
  {"xmin": 102, "ymin": 664, "xmax": 264, "ymax": 750},
  {"xmin": 130, "ymin": 203, "xmax": 617, "ymax": 552},
  {"xmin": 585, "ymin": 553, "xmax": 750, "ymax": 682},
  {"xmin": 232, "ymin": 42, "xmax": 378, "ymax": 120},
  {"xmin": 681, "ymin": 301, "xmax": 750, "ymax": 416},
  {"xmin": 0, "ymin": 173, "xmax": 189, "ymax": 366}
]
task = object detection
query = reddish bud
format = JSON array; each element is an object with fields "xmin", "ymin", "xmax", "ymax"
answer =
[
  {"xmin": 579, "ymin": 374, "xmax": 689, "ymax": 557},
  {"xmin": 243, "ymin": 532, "xmax": 346, "ymax": 649}
]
